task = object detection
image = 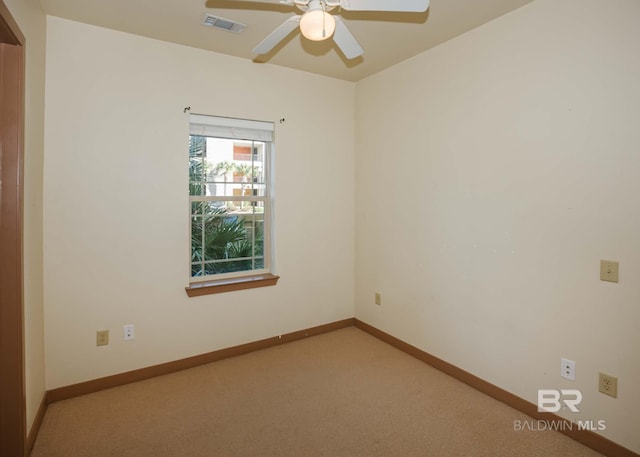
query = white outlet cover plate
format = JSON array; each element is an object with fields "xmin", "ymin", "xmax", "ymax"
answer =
[
  {"xmin": 124, "ymin": 324, "xmax": 135, "ymax": 341},
  {"xmin": 561, "ymin": 357, "xmax": 576, "ymax": 381}
]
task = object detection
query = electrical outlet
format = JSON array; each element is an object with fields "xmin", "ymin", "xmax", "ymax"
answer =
[
  {"xmin": 600, "ymin": 260, "xmax": 619, "ymax": 283},
  {"xmin": 599, "ymin": 372, "xmax": 618, "ymax": 398},
  {"xmin": 374, "ymin": 292, "xmax": 381, "ymax": 306},
  {"xmin": 96, "ymin": 330, "xmax": 109, "ymax": 346},
  {"xmin": 560, "ymin": 357, "xmax": 576, "ymax": 381},
  {"xmin": 123, "ymin": 324, "xmax": 135, "ymax": 341}
]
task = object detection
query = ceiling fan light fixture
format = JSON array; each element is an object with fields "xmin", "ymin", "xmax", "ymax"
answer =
[{"xmin": 300, "ymin": 10, "xmax": 335, "ymax": 41}]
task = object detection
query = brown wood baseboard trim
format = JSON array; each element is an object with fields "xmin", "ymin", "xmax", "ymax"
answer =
[
  {"xmin": 47, "ymin": 317, "xmax": 355, "ymax": 404},
  {"xmin": 354, "ymin": 319, "xmax": 639, "ymax": 457},
  {"xmin": 25, "ymin": 392, "xmax": 48, "ymax": 455}
]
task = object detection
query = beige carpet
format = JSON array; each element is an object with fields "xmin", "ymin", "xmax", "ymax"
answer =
[{"xmin": 31, "ymin": 327, "xmax": 603, "ymax": 456}]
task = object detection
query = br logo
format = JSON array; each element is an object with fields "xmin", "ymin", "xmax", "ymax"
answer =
[{"xmin": 537, "ymin": 389, "xmax": 582, "ymax": 413}]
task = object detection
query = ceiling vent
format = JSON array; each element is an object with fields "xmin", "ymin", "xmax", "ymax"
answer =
[{"xmin": 202, "ymin": 13, "xmax": 247, "ymax": 33}]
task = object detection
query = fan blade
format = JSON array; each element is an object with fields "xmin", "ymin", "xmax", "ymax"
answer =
[
  {"xmin": 341, "ymin": 0, "xmax": 429, "ymax": 12},
  {"xmin": 333, "ymin": 17, "xmax": 363, "ymax": 59},
  {"xmin": 227, "ymin": 0, "xmax": 295, "ymax": 4},
  {"xmin": 253, "ymin": 16, "xmax": 301, "ymax": 54}
]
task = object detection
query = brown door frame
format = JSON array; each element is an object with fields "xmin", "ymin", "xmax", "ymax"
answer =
[{"xmin": 0, "ymin": 1, "xmax": 26, "ymax": 456}]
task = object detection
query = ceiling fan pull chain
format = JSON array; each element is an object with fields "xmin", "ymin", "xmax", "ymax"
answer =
[{"xmin": 322, "ymin": 1, "xmax": 327, "ymax": 38}]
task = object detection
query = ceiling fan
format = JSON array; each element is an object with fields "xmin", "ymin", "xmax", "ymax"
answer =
[{"xmin": 238, "ymin": 0, "xmax": 430, "ymax": 59}]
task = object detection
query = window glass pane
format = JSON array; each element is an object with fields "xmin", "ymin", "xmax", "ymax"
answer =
[
  {"xmin": 190, "ymin": 137, "xmax": 267, "ymax": 198},
  {"xmin": 204, "ymin": 260, "xmax": 252, "ymax": 275},
  {"xmin": 190, "ymin": 206, "xmax": 266, "ymax": 277},
  {"xmin": 209, "ymin": 162, "xmax": 235, "ymax": 186},
  {"xmin": 252, "ymin": 164, "xmax": 265, "ymax": 185},
  {"xmin": 189, "ymin": 136, "xmax": 206, "ymax": 158},
  {"xmin": 204, "ymin": 262, "xmax": 222, "ymax": 276},
  {"xmin": 191, "ymin": 263, "xmax": 204, "ymax": 277},
  {"xmin": 251, "ymin": 143, "xmax": 265, "ymax": 185},
  {"xmin": 188, "ymin": 160, "xmax": 205, "ymax": 197},
  {"xmin": 191, "ymin": 215, "xmax": 203, "ymax": 263},
  {"xmin": 191, "ymin": 201, "xmax": 205, "ymax": 215},
  {"xmin": 202, "ymin": 212, "xmax": 246, "ymax": 261},
  {"xmin": 233, "ymin": 143, "xmax": 253, "ymax": 161},
  {"xmin": 253, "ymin": 216, "xmax": 264, "ymax": 258},
  {"xmin": 249, "ymin": 184, "xmax": 266, "ymax": 199}
]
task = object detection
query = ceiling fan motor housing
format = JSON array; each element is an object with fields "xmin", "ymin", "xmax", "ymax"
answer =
[{"xmin": 300, "ymin": 1, "xmax": 336, "ymax": 40}]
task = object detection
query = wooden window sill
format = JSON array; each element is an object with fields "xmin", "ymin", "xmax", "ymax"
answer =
[{"xmin": 185, "ymin": 273, "xmax": 280, "ymax": 297}]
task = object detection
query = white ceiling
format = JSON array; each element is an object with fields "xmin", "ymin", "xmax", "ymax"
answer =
[{"xmin": 39, "ymin": 0, "xmax": 535, "ymax": 82}]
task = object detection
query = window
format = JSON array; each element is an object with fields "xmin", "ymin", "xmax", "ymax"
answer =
[{"xmin": 187, "ymin": 115, "xmax": 278, "ymax": 295}]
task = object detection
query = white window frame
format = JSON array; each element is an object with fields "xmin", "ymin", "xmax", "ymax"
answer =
[{"xmin": 188, "ymin": 114, "xmax": 274, "ymax": 284}]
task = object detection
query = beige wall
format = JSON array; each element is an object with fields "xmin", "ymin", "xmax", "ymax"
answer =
[
  {"xmin": 355, "ymin": 0, "xmax": 639, "ymax": 452},
  {"xmin": 4, "ymin": 0, "xmax": 46, "ymax": 435},
  {"xmin": 43, "ymin": 17, "xmax": 355, "ymax": 389}
]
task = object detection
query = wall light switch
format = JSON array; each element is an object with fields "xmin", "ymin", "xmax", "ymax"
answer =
[{"xmin": 600, "ymin": 260, "xmax": 619, "ymax": 283}]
